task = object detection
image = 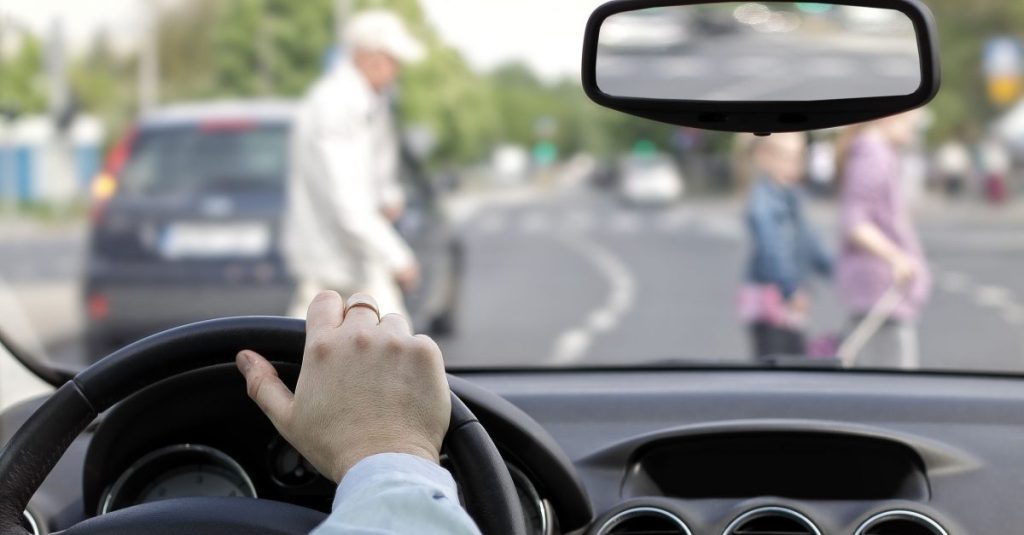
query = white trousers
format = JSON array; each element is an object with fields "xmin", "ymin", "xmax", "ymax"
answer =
[{"xmin": 851, "ymin": 320, "xmax": 920, "ymax": 370}]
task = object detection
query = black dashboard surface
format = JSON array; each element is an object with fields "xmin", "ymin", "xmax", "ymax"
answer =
[{"xmin": 4, "ymin": 368, "xmax": 1024, "ymax": 534}]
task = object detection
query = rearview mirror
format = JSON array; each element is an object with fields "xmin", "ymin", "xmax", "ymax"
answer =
[{"xmin": 582, "ymin": 0, "xmax": 940, "ymax": 133}]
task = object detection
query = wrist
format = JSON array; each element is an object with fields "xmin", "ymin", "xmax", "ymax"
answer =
[
  {"xmin": 332, "ymin": 441, "xmax": 440, "ymax": 483},
  {"xmin": 886, "ymin": 251, "xmax": 908, "ymax": 266}
]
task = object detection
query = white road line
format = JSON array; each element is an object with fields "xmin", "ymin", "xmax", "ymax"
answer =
[
  {"xmin": 936, "ymin": 269, "xmax": 1024, "ymax": 357},
  {"xmin": 1003, "ymin": 305, "xmax": 1024, "ymax": 326},
  {"xmin": 587, "ymin": 309, "xmax": 617, "ymax": 332},
  {"xmin": 551, "ymin": 329, "xmax": 591, "ymax": 364},
  {"xmin": 549, "ymin": 233, "xmax": 636, "ymax": 364},
  {"xmin": 974, "ymin": 285, "xmax": 1014, "ymax": 309}
]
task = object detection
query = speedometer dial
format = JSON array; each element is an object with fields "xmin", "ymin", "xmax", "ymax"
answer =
[
  {"xmin": 100, "ymin": 444, "xmax": 256, "ymax": 514},
  {"xmin": 137, "ymin": 462, "xmax": 252, "ymax": 502}
]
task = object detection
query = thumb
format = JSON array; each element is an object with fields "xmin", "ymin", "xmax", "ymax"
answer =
[{"xmin": 236, "ymin": 350, "xmax": 295, "ymax": 429}]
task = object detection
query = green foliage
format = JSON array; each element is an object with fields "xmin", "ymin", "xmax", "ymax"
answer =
[
  {"xmin": 157, "ymin": 1, "xmax": 217, "ymax": 101},
  {"xmin": 11, "ymin": 0, "xmax": 1024, "ymax": 162},
  {"xmin": 0, "ymin": 28, "xmax": 47, "ymax": 115},
  {"xmin": 208, "ymin": 0, "xmax": 336, "ymax": 97},
  {"xmin": 923, "ymin": 0, "xmax": 1024, "ymax": 142},
  {"xmin": 70, "ymin": 32, "xmax": 137, "ymax": 146}
]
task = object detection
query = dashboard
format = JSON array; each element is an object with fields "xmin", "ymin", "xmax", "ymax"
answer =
[{"xmin": 5, "ymin": 366, "xmax": 1024, "ymax": 534}]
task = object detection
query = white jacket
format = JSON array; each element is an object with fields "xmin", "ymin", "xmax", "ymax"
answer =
[{"xmin": 283, "ymin": 59, "xmax": 414, "ymax": 288}]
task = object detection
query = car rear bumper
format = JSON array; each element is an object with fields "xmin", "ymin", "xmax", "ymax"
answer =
[{"xmin": 84, "ymin": 282, "xmax": 294, "ymax": 360}]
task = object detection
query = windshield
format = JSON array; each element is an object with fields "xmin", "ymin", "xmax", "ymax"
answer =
[{"xmin": 0, "ymin": 0, "xmax": 1021, "ymax": 377}]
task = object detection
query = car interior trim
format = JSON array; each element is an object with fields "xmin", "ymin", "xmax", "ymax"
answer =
[
  {"xmin": 98, "ymin": 443, "xmax": 258, "ymax": 514},
  {"xmin": 22, "ymin": 510, "xmax": 40, "ymax": 535},
  {"xmin": 853, "ymin": 509, "xmax": 950, "ymax": 535},
  {"xmin": 506, "ymin": 463, "xmax": 551, "ymax": 535},
  {"xmin": 595, "ymin": 505, "xmax": 693, "ymax": 535},
  {"xmin": 721, "ymin": 505, "xmax": 822, "ymax": 535}
]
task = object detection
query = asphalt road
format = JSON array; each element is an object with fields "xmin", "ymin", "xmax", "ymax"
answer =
[
  {"xmin": 439, "ymin": 186, "xmax": 1024, "ymax": 373},
  {"xmin": 1, "ymin": 188, "xmax": 1022, "ymax": 374},
  {"xmin": 596, "ymin": 32, "xmax": 920, "ymax": 101}
]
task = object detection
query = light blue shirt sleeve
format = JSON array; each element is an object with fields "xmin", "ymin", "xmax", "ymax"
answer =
[{"xmin": 311, "ymin": 453, "xmax": 482, "ymax": 535}]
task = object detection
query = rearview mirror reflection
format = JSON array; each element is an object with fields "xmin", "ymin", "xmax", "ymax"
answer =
[{"xmin": 595, "ymin": 2, "xmax": 921, "ymax": 102}]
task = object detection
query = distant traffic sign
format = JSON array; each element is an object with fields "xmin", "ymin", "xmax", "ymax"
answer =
[{"xmin": 983, "ymin": 37, "xmax": 1023, "ymax": 106}]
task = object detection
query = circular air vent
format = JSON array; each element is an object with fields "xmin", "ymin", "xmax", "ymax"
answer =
[
  {"xmin": 596, "ymin": 506, "xmax": 693, "ymax": 535},
  {"xmin": 722, "ymin": 506, "xmax": 821, "ymax": 535},
  {"xmin": 23, "ymin": 510, "xmax": 41, "ymax": 535},
  {"xmin": 854, "ymin": 510, "xmax": 949, "ymax": 535}
]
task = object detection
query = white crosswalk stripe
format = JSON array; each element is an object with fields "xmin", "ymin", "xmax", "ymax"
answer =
[{"xmin": 467, "ymin": 206, "xmax": 751, "ymax": 240}]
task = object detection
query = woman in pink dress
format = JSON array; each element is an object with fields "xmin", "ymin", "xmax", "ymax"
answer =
[{"xmin": 836, "ymin": 113, "xmax": 932, "ymax": 369}]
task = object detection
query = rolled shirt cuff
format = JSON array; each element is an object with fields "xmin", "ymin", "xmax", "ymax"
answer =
[{"xmin": 333, "ymin": 453, "xmax": 459, "ymax": 510}]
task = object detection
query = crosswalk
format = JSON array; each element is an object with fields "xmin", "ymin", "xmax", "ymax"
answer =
[{"xmin": 465, "ymin": 207, "xmax": 745, "ymax": 240}]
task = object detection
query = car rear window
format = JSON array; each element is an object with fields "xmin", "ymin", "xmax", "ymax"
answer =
[{"xmin": 119, "ymin": 124, "xmax": 289, "ymax": 195}]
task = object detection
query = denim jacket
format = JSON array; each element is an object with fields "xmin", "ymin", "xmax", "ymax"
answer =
[{"xmin": 745, "ymin": 177, "xmax": 833, "ymax": 299}]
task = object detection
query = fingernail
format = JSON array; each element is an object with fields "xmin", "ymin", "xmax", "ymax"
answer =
[{"xmin": 237, "ymin": 351, "xmax": 253, "ymax": 373}]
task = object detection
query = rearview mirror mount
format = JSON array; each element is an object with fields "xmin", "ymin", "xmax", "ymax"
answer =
[{"xmin": 581, "ymin": 0, "xmax": 941, "ymax": 133}]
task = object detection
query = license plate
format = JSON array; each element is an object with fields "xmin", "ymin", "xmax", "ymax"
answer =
[{"xmin": 160, "ymin": 222, "xmax": 270, "ymax": 259}]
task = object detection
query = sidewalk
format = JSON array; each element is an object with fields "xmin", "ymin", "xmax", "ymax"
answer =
[{"xmin": 0, "ymin": 214, "xmax": 86, "ymax": 243}]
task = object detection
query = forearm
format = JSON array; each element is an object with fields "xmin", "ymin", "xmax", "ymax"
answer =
[{"xmin": 849, "ymin": 223, "xmax": 904, "ymax": 263}]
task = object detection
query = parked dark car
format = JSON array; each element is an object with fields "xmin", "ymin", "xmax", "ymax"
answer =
[{"xmin": 83, "ymin": 100, "xmax": 461, "ymax": 362}]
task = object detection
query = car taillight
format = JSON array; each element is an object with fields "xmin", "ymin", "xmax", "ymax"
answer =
[
  {"xmin": 91, "ymin": 126, "xmax": 137, "ymax": 223},
  {"xmin": 87, "ymin": 293, "xmax": 110, "ymax": 321},
  {"xmin": 91, "ymin": 172, "xmax": 118, "ymax": 202}
]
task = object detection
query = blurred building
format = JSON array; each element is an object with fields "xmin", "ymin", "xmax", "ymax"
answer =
[{"xmin": 0, "ymin": 115, "xmax": 104, "ymax": 204}]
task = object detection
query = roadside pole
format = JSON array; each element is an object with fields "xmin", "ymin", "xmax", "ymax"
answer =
[{"xmin": 138, "ymin": 1, "xmax": 159, "ymax": 113}]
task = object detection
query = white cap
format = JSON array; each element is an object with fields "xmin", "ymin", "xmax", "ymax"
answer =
[{"xmin": 342, "ymin": 10, "xmax": 426, "ymax": 64}]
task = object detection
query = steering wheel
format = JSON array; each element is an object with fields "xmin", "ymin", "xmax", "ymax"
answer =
[{"xmin": 0, "ymin": 317, "xmax": 527, "ymax": 535}]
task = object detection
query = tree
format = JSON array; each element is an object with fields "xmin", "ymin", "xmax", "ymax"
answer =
[
  {"xmin": 0, "ymin": 26, "xmax": 47, "ymax": 116},
  {"xmin": 69, "ymin": 31, "xmax": 137, "ymax": 146},
  {"xmin": 207, "ymin": 0, "xmax": 336, "ymax": 97},
  {"xmin": 923, "ymin": 0, "xmax": 1024, "ymax": 141}
]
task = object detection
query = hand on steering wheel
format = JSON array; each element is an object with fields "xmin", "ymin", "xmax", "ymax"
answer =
[
  {"xmin": 0, "ymin": 312, "xmax": 525, "ymax": 535},
  {"xmin": 236, "ymin": 291, "xmax": 450, "ymax": 483}
]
